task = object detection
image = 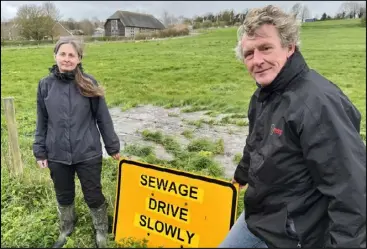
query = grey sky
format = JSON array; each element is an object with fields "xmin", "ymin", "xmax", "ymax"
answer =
[{"xmin": 0, "ymin": 1, "xmax": 361, "ymax": 22}]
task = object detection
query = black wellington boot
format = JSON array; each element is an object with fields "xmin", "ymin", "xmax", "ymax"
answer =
[
  {"xmin": 89, "ymin": 202, "xmax": 108, "ymax": 248},
  {"xmin": 52, "ymin": 202, "xmax": 77, "ymax": 248}
]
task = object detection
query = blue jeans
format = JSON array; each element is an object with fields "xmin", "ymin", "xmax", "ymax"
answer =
[{"xmin": 219, "ymin": 211, "xmax": 268, "ymax": 248}]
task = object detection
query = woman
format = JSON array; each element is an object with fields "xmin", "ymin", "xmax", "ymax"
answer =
[{"xmin": 33, "ymin": 37, "xmax": 120, "ymax": 248}]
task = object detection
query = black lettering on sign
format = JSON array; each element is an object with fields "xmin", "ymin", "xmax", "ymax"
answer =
[
  {"xmin": 139, "ymin": 175, "xmax": 201, "ymax": 201},
  {"xmin": 168, "ymin": 181, "xmax": 178, "ymax": 195},
  {"xmin": 155, "ymin": 220, "xmax": 164, "ymax": 233},
  {"xmin": 186, "ymin": 231, "xmax": 195, "ymax": 245},
  {"xmin": 157, "ymin": 178, "xmax": 169, "ymax": 190},
  {"xmin": 178, "ymin": 184, "xmax": 188, "ymax": 197},
  {"xmin": 148, "ymin": 176, "xmax": 156, "ymax": 188},
  {"xmin": 138, "ymin": 214, "xmax": 197, "ymax": 245},
  {"xmin": 157, "ymin": 200, "xmax": 166, "ymax": 214},
  {"xmin": 148, "ymin": 197, "xmax": 157, "ymax": 210},
  {"xmin": 189, "ymin": 186, "xmax": 198, "ymax": 199},
  {"xmin": 140, "ymin": 174, "xmax": 148, "ymax": 186},
  {"xmin": 147, "ymin": 197, "xmax": 189, "ymax": 222},
  {"xmin": 139, "ymin": 214, "xmax": 147, "ymax": 226},
  {"xmin": 179, "ymin": 208, "xmax": 188, "ymax": 222}
]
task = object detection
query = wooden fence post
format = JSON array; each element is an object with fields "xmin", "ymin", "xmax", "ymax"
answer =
[{"xmin": 2, "ymin": 97, "xmax": 23, "ymax": 176}]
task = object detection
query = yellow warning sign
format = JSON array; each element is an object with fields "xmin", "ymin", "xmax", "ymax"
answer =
[{"xmin": 113, "ymin": 159, "xmax": 239, "ymax": 248}]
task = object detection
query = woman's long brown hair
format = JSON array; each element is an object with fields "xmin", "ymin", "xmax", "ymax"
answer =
[{"xmin": 54, "ymin": 37, "xmax": 104, "ymax": 97}]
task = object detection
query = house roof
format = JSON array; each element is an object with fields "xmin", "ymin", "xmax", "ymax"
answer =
[{"xmin": 106, "ymin": 11, "xmax": 165, "ymax": 29}]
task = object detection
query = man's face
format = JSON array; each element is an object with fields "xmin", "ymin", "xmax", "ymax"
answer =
[{"xmin": 241, "ymin": 24, "xmax": 295, "ymax": 87}]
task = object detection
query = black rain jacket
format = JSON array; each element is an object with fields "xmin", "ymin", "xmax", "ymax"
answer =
[
  {"xmin": 33, "ymin": 65, "xmax": 120, "ymax": 164},
  {"xmin": 234, "ymin": 49, "xmax": 366, "ymax": 248}
]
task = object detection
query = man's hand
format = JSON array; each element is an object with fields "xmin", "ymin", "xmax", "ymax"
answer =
[
  {"xmin": 37, "ymin": 159, "xmax": 48, "ymax": 168},
  {"xmin": 232, "ymin": 178, "xmax": 247, "ymax": 190},
  {"xmin": 112, "ymin": 153, "xmax": 121, "ymax": 161}
]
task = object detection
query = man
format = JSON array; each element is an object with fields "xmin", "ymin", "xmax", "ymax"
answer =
[{"xmin": 219, "ymin": 5, "xmax": 366, "ymax": 248}]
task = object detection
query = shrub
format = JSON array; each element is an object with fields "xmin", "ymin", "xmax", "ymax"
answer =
[
  {"xmin": 202, "ymin": 20, "xmax": 213, "ymax": 29},
  {"xmin": 123, "ymin": 144, "xmax": 154, "ymax": 157},
  {"xmin": 141, "ymin": 130, "xmax": 164, "ymax": 143},
  {"xmin": 1, "ymin": 39, "xmax": 55, "ymax": 47},
  {"xmin": 193, "ymin": 22, "xmax": 202, "ymax": 29},
  {"xmin": 187, "ymin": 138, "xmax": 224, "ymax": 154},
  {"xmin": 134, "ymin": 25, "xmax": 190, "ymax": 40}
]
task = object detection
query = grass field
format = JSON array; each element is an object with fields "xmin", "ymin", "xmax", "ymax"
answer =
[{"xmin": 1, "ymin": 19, "xmax": 365, "ymax": 247}]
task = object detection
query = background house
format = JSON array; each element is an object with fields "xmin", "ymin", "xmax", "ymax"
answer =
[
  {"xmin": 304, "ymin": 18, "xmax": 316, "ymax": 22},
  {"xmin": 104, "ymin": 11, "xmax": 165, "ymax": 37}
]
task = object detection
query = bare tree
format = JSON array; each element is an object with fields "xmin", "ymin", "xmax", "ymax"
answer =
[
  {"xmin": 42, "ymin": 1, "xmax": 61, "ymax": 21},
  {"xmin": 160, "ymin": 10, "xmax": 180, "ymax": 27},
  {"xmin": 290, "ymin": 3, "xmax": 303, "ymax": 18},
  {"xmin": 347, "ymin": 1, "xmax": 361, "ymax": 18},
  {"xmin": 91, "ymin": 16, "xmax": 101, "ymax": 28},
  {"xmin": 182, "ymin": 18, "xmax": 193, "ymax": 25},
  {"xmin": 41, "ymin": 1, "xmax": 61, "ymax": 41},
  {"xmin": 79, "ymin": 19, "xmax": 94, "ymax": 35},
  {"xmin": 300, "ymin": 5, "xmax": 311, "ymax": 22},
  {"xmin": 177, "ymin": 15, "xmax": 186, "ymax": 24},
  {"xmin": 162, "ymin": 10, "xmax": 170, "ymax": 27},
  {"xmin": 339, "ymin": 1, "xmax": 365, "ymax": 19},
  {"xmin": 63, "ymin": 18, "xmax": 78, "ymax": 30}
]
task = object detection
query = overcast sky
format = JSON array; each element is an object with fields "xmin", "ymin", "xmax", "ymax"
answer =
[{"xmin": 0, "ymin": 1, "xmax": 362, "ymax": 22}]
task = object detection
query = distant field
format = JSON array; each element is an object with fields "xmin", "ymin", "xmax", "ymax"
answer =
[
  {"xmin": 1, "ymin": 19, "xmax": 365, "ymax": 247},
  {"xmin": 1, "ymin": 19, "xmax": 366, "ymax": 134}
]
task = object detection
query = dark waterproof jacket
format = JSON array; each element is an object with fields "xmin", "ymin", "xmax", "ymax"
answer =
[
  {"xmin": 33, "ymin": 65, "xmax": 120, "ymax": 165},
  {"xmin": 234, "ymin": 50, "xmax": 366, "ymax": 248}
]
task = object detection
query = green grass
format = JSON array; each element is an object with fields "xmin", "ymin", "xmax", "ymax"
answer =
[
  {"xmin": 124, "ymin": 130, "xmax": 225, "ymax": 179},
  {"xmin": 187, "ymin": 138, "xmax": 225, "ymax": 155},
  {"xmin": 233, "ymin": 153, "xmax": 243, "ymax": 165},
  {"xmin": 1, "ymin": 19, "xmax": 366, "ymax": 247},
  {"xmin": 139, "ymin": 129, "xmax": 225, "ymax": 175},
  {"xmin": 181, "ymin": 129, "xmax": 194, "ymax": 139}
]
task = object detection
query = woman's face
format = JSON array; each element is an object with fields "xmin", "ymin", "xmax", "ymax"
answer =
[{"xmin": 54, "ymin": 43, "xmax": 80, "ymax": 72}]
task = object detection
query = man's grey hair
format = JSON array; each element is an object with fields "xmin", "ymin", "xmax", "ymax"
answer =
[{"xmin": 235, "ymin": 5, "xmax": 301, "ymax": 61}]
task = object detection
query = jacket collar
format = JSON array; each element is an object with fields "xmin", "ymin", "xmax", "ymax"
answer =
[
  {"xmin": 256, "ymin": 49, "xmax": 309, "ymax": 102},
  {"xmin": 49, "ymin": 64, "xmax": 84, "ymax": 82}
]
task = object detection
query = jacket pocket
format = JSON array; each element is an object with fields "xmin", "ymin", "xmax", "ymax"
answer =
[
  {"xmin": 249, "ymin": 151, "xmax": 264, "ymax": 176},
  {"xmin": 87, "ymin": 128, "xmax": 96, "ymax": 151}
]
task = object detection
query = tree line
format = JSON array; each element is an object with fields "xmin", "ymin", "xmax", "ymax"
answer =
[
  {"xmin": 1, "ymin": 1, "xmax": 366, "ymax": 42},
  {"xmin": 164, "ymin": 1, "xmax": 366, "ymax": 28},
  {"xmin": 1, "ymin": 2, "xmax": 103, "ymax": 41}
]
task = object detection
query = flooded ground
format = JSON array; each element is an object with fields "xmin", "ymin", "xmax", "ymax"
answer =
[{"xmin": 102, "ymin": 105, "xmax": 249, "ymax": 178}]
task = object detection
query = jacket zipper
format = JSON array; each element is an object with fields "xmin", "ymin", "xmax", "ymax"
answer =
[
  {"xmin": 250, "ymin": 100, "xmax": 268, "ymax": 176},
  {"xmin": 68, "ymin": 83, "xmax": 72, "ymax": 163}
]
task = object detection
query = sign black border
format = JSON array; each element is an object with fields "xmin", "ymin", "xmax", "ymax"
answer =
[{"xmin": 113, "ymin": 159, "xmax": 238, "ymax": 239}]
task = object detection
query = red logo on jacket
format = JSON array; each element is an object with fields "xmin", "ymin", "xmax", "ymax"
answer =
[{"xmin": 270, "ymin": 124, "xmax": 283, "ymax": 136}]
